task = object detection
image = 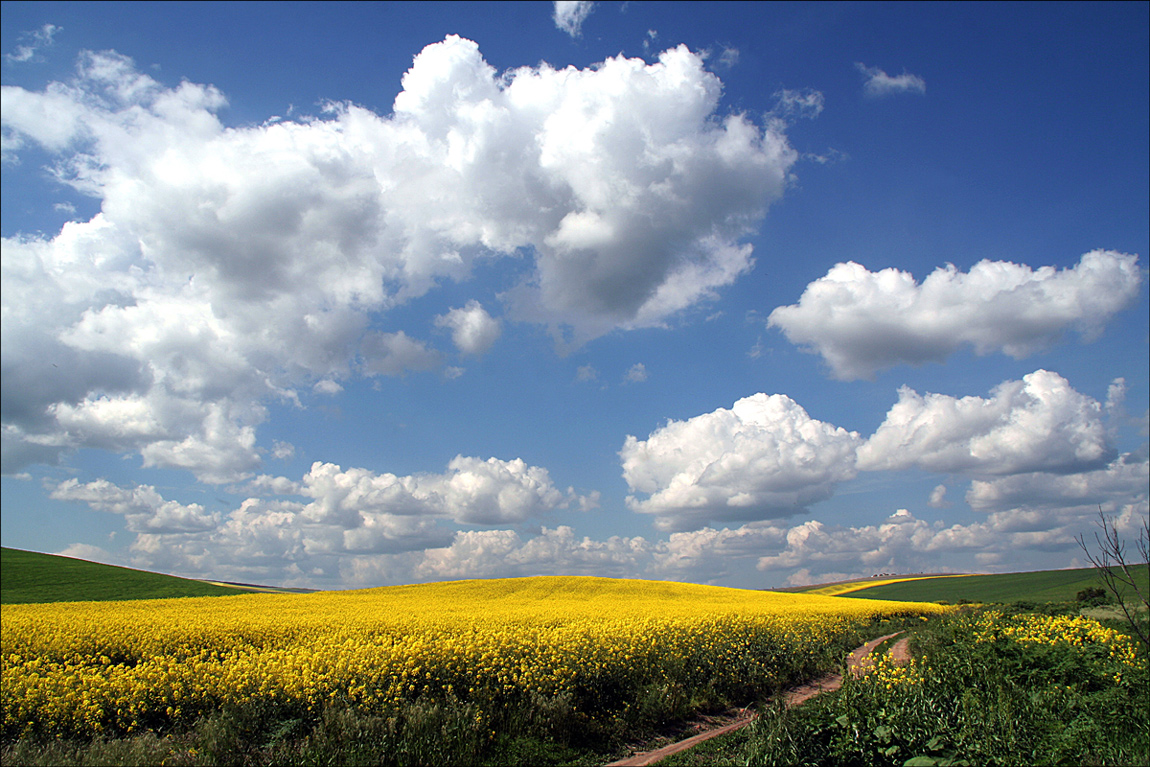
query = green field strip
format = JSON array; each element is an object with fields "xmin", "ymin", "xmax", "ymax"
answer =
[
  {"xmin": 1, "ymin": 547, "xmax": 242, "ymax": 604},
  {"xmin": 840, "ymin": 564, "xmax": 1150, "ymax": 604}
]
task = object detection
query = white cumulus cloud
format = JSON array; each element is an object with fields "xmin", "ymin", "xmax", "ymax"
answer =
[
  {"xmin": 767, "ymin": 251, "xmax": 1142, "ymax": 380},
  {"xmin": 623, "ymin": 363, "xmax": 648, "ymax": 383},
  {"xmin": 553, "ymin": 1, "xmax": 595, "ymax": 38},
  {"xmin": 435, "ymin": 300, "xmax": 501, "ymax": 356},
  {"xmin": 300, "ymin": 456, "xmax": 585, "ymax": 527},
  {"xmin": 4, "ymin": 23, "xmax": 61, "ymax": 65},
  {"xmin": 855, "ymin": 63, "xmax": 926, "ymax": 97},
  {"xmin": 51, "ymin": 478, "xmax": 220, "ymax": 533},
  {"xmin": 49, "ymin": 451, "xmax": 594, "ymax": 585},
  {"xmin": 620, "ymin": 393, "xmax": 862, "ymax": 530},
  {"xmin": 965, "ymin": 450, "xmax": 1149, "ymax": 514},
  {"xmin": 857, "ymin": 370, "xmax": 1114, "ymax": 477},
  {"xmin": 2, "ymin": 37, "xmax": 797, "ymax": 478}
]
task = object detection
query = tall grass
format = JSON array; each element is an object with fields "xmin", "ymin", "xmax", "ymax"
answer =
[{"xmin": 744, "ymin": 606, "xmax": 1150, "ymax": 766}]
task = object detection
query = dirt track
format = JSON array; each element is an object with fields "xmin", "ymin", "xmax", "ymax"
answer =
[{"xmin": 605, "ymin": 632, "xmax": 906, "ymax": 767}]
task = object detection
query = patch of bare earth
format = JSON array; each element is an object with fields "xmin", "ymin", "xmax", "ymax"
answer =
[{"xmin": 605, "ymin": 632, "xmax": 905, "ymax": 767}]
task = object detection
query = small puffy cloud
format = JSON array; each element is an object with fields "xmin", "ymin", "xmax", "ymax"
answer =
[
  {"xmin": 553, "ymin": 1, "xmax": 595, "ymax": 38},
  {"xmin": 620, "ymin": 393, "xmax": 862, "ymax": 530},
  {"xmin": 715, "ymin": 46, "xmax": 740, "ymax": 70},
  {"xmin": 623, "ymin": 363, "xmax": 648, "ymax": 384},
  {"xmin": 928, "ymin": 484, "xmax": 951, "ymax": 508},
  {"xmin": 855, "ymin": 63, "xmax": 926, "ymax": 97},
  {"xmin": 772, "ymin": 88, "xmax": 825, "ymax": 121},
  {"xmin": 51, "ymin": 478, "xmax": 220, "ymax": 533},
  {"xmin": 4, "ymin": 24, "xmax": 61, "ymax": 64},
  {"xmin": 858, "ymin": 370, "xmax": 1113, "ymax": 477},
  {"xmin": 576, "ymin": 364, "xmax": 599, "ymax": 383},
  {"xmin": 241, "ymin": 474, "xmax": 303, "ymax": 496},
  {"xmin": 435, "ymin": 300, "xmax": 501, "ymax": 356},
  {"xmin": 359, "ymin": 332, "xmax": 441, "ymax": 377},
  {"xmin": 313, "ymin": 379, "xmax": 343, "ymax": 395},
  {"xmin": 767, "ymin": 252, "xmax": 1142, "ymax": 380},
  {"xmin": 271, "ymin": 440, "xmax": 295, "ymax": 460}
]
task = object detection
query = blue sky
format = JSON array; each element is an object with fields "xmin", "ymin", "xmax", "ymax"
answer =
[{"xmin": 2, "ymin": 1, "xmax": 1147, "ymax": 589}]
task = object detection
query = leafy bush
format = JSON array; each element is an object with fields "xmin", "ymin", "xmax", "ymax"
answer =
[{"xmin": 1078, "ymin": 586, "xmax": 1111, "ymax": 606}]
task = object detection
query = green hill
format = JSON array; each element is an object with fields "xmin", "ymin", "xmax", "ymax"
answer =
[
  {"xmin": 0, "ymin": 547, "xmax": 242, "ymax": 604},
  {"xmin": 839, "ymin": 564, "xmax": 1150, "ymax": 604}
]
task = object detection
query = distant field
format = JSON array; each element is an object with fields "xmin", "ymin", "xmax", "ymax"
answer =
[
  {"xmin": 0, "ymin": 547, "xmax": 242, "ymax": 604},
  {"xmin": 839, "ymin": 564, "xmax": 1150, "ymax": 604},
  {"xmin": 801, "ymin": 574, "xmax": 973, "ymax": 596}
]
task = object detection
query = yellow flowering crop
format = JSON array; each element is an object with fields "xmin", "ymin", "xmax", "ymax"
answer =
[
  {"xmin": 860, "ymin": 655, "xmax": 924, "ymax": 692},
  {"xmin": 1, "ymin": 576, "xmax": 941, "ymax": 739},
  {"xmin": 971, "ymin": 611, "xmax": 1141, "ymax": 668}
]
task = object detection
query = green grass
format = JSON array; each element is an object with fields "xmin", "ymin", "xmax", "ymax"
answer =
[
  {"xmin": 742, "ymin": 607, "xmax": 1150, "ymax": 767},
  {"xmin": 0, "ymin": 547, "xmax": 242, "ymax": 604},
  {"xmin": 658, "ymin": 727, "xmax": 753, "ymax": 766},
  {"xmin": 839, "ymin": 565, "xmax": 1149, "ymax": 604}
]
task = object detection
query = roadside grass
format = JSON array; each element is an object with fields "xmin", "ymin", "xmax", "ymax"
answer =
[
  {"xmin": 657, "ymin": 726, "xmax": 752, "ymax": 766},
  {"xmin": 839, "ymin": 564, "xmax": 1150, "ymax": 604},
  {"xmin": 0, "ymin": 547, "xmax": 240, "ymax": 604},
  {"xmin": 742, "ymin": 605, "xmax": 1149, "ymax": 767}
]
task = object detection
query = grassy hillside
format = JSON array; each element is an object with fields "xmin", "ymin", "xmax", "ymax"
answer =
[
  {"xmin": 0, "ymin": 547, "xmax": 242, "ymax": 604},
  {"xmin": 841, "ymin": 564, "xmax": 1150, "ymax": 604}
]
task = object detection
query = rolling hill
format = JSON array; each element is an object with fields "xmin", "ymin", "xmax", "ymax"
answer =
[
  {"xmin": 1, "ymin": 547, "xmax": 246, "ymax": 604},
  {"xmin": 824, "ymin": 565, "xmax": 1149, "ymax": 604}
]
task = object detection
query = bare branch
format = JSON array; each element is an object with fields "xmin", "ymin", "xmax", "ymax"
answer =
[{"xmin": 1076, "ymin": 507, "xmax": 1149, "ymax": 649}]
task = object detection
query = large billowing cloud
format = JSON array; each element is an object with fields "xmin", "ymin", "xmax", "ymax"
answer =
[
  {"xmin": 767, "ymin": 252, "xmax": 1142, "ymax": 380},
  {"xmin": 857, "ymin": 370, "xmax": 1115, "ymax": 476},
  {"xmin": 620, "ymin": 393, "xmax": 862, "ymax": 530},
  {"xmin": 1, "ymin": 37, "xmax": 796, "ymax": 478},
  {"xmin": 965, "ymin": 449, "xmax": 1149, "ymax": 514}
]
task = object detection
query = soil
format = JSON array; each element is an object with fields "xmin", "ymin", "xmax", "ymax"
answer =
[{"xmin": 604, "ymin": 632, "xmax": 906, "ymax": 767}]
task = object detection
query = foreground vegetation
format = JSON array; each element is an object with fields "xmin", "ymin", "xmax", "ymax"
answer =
[
  {"xmin": 0, "ymin": 576, "xmax": 937, "ymax": 766},
  {"xmin": 743, "ymin": 605, "xmax": 1149, "ymax": 766},
  {"xmin": 0, "ymin": 548, "xmax": 240, "ymax": 604}
]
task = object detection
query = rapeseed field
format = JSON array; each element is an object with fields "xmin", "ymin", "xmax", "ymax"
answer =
[{"xmin": 1, "ymin": 576, "xmax": 940, "ymax": 744}]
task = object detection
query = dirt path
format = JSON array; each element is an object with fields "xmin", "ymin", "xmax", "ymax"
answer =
[
  {"xmin": 888, "ymin": 635, "xmax": 911, "ymax": 665},
  {"xmin": 605, "ymin": 632, "xmax": 904, "ymax": 767}
]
